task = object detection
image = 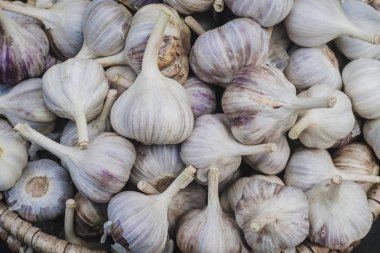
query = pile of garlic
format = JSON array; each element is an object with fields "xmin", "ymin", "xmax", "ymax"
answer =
[{"xmin": 1, "ymin": 0, "xmax": 380, "ymax": 252}]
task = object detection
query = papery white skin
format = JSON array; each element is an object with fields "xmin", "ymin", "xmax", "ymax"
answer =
[
  {"xmin": 333, "ymin": 143, "xmax": 379, "ymax": 193},
  {"xmin": 0, "ymin": 9, "xmax": 49, "ymax": 85},
  {"xmin": 285, "ymin": 0, "xmax": 380, "ymax": 47},
  {"xmin": 115, "ymin": 0, "xmax": 161, "ymax": 11},
  {"xmin": 163, "ymin": 0, "xmax": 213, "ymax": 14},
  {"xmin": 0, "ymin": 0, "xmax": 90, "ymax": 59},
  {"xmin": 180, "ymin": 114, "xmax": 276, "ymax": 185},
  {"xmin": 289, "ymin": 84, "xmax": 355, "ymax": 149},
  {"xmin": 244, "ymin": 135, "xmax": 290, "ymax": 175},
  {"xmin": 42, "ymin": 58, "xmax": 109, "ymax": 149},
  {"xmin": 0, "ymin": 78, "xmax": 56, "ymax": 135},
  {"xmin": 44, "ymin": 54, "xmax": 62, "ymax": 72},
  {"xmin": 343, "ymin": 58, "xmax": 380, "ymax": 119},
  {"xmin": 190, "ymin": 18, "xmax": 271, "ymax": 85},
  {"xmin": 110, "ymin": 11, "xmax": 194, "ymax": 145},
  {"xmin": 220, "ymin": 175, "xmax": 284, "ymax": 214},
  {"xmin": 28, "ymin": 132, "xmax": 61, "ymax": 161},
  {"xmin": 14, "ymin": 123, "xmax": 136, "ymax": 203},
  {"xmin": 285, "ymin": 46, "xmax": 342, "ymax": 91},
  {"xmin": 76, "ymin": 0, "xmax": 133, "ymax": 59},
  {"xmin": 336, "ymin": 1, "xmax": 380, "ymax": 60},
  {"xmin": 364, "ymin": 117, "xmax": 380, "ymax": 160},
  {"xmin": 108, "ymin": 166, "xmax": 196, "ymax": 252},
  {"xmin": 176, "ymin": 169, "xmax": 244, "ymax": 253},
  {"xmin": 0, "ymin": 119, "xmax": 28, "ymax": 191},
  {"xmin": 235, "ymin": 179, "xmax": 309, "ymax": 253},
  {"xmin": 284, "ymin": 148, "xmax": 380, "ymax": 192},
  {"xmin": 267, "ymin": 44, "xmax": 290, "ymax": 72},
  {"xmin": 306, "ymin": 178, "xmax": 372, "ymax": 249},
  {"xmin": 183, "ymin": 77, "xmax": 216, "ymax": 118},
  {"xmin": 225, "ymin": 0, "xmax": 294, "ymax": 27},
  {"xmin": 5, "ymin": 159, "xmax": 74, "ymax": 222},
  {"xmin": 35, "ymin": 0, "xmax": 55, "ymax": 8},
  {"xmin": 332, "ymin": 116, "xmax": 362, "ymax": 149},
  {"xmin": 105, "ymin": 66, "xmax": 137, "ymax": 96}
]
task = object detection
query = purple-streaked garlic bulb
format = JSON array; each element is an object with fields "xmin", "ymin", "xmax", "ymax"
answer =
[
  {"xmin": 14, "ymin": 123, "xmax": 136, "ymax": 203},
  {"xmin": 105, "ymin": 66, "xmax": 137, "ymax": 96},
  {"xmin": 5, "ymin": 159, "xmax": 74, "ymax": 222},
  {"xmin": 183, "ymin": 77, "xmax": 216, "ymax": 118},
  {"xmin": 222, "ymin": 65, "xmax": 336, "ymax": 145},
  {"xmin": 176, "ymin": 168, "xmax": 245, "ymax": 253},
  {"xmin": 107, "ymin": 166, "xmax": 196, "ymax": 252},
  {"xmin": 306, "ymin": 176, "xmax": 372, "ymax": 249},
  {"xmin": 180, "ymin": 114, "xmax": 276, "ymax": 185},
  {"xmin": 285, "ymin": 148, "xmax": 380, "ymax": 192},
  {"xmin": 235, "ymin": 179, "xmax": 309, "ymax": 253}
]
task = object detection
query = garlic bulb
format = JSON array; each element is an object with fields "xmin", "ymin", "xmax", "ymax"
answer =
[
  {"xmin": 105, "ymin": 66, "xmax": 136, "ymax": 96},
  {"xmin": 190, "ymin": 18, "xmax": 271, "ymax": 85},
  {"xmin": 288, "ymin": 84, "xmax": 355, "ymax": 149},
  {"xmin": 0, "ymin": 0, "xmax": 90, "ymax": 59},
  {"xmin": 108, "ymin": 166, "xmax": 196, "ymax": 252},
  {"xmin": 222, "ymin": 65, "xmax": 336, "ymax": 145},
  {"xmin": 96, "ymin": 4, "xmax": 191, "ymax": 84},
  {"xmin": 335, "ymin": 1, "xmax": 380, "ymax": 61},
  {"xmin": 0, "ymin": 8, "xmax": 49, "ymax": 85},
  {"xmin": 14, "ymin": 123, "xmax": 136, "ymax": 203},
  {"xmin": 5, "ymin": 159, "xmax": 74, "ymax": 222},
  {"xmin": 176, "ymin": 168, "xmax": 244, "ymax": 253},
  {"xmin": 115, "ymin": 0, "xmax": 161, "ymax": 11},
  {"xmin": 224, "ymin": 0, "xmax": 294, "ymax": 27},
  {"xmin": 306, "ymin": 176, "xmax": 372, "ymax": 249},
  {"xmin": 333, "ymin": 143, "xmax": 379, "ymax": 192},
  {"xmin": 364, "ymin": 117, "xmax": 380, "ymax": 160},
  {"xmin": 163, "ymin": 0, "xmax": 214, "ymax": 14},
  {"xmin": 42, "ymin": 58, "xmax": 109, "ymax": 149},
  {"xmin": 332, "ymin": 116, "xmax": 362, "ymax": 149},
  {"xmin": 284, "ymin": 148, "xmax": 380, "ymax": 192},
  {"xmin": 110, "ymin": 12, "xmax": 194, "ymax": 145},
  {"xmin": 131, "ymin": 144, "xmax": 184, "ymax": 191},
  {"xmin": 60, "ymin": 89, "xmax": 117, "ymax": 148},
  {"xmin": 180, "ymin": 114, "xmax": 276, "ymax": 184},
  {"xmin": 220, "ymin": 175, "xmax": 284, "ymax": 214},
  {"xmin": 73, "ymin": 193, "xmax": 107, "ymax": 238},
  {"xmin": 183, "ymin": 77, "xmax": 216, "ymax": 118},
  {"xmin": 285, "ymin": 45, "xmax": 342, "ymax": 91},
  {"xmin": 35, "ymin": 0, "xmax": 55, "ymax": 8},
  {"xmin": 235, "ymin": 179, "xmax": 309, "ymax": 253},
  {"xmin": 285, "ymin": 0, "xmax": 380, "ymax": 47},
  {"xmin": 244, "ymin": 135, "xmax": 290, "ymax": 175},
  {"xmin": 0, "ymin": 78, "xmax": 56, "ymax": 134},
  {"xmin": 0, "ymin": 119, "xmax": 28, "ymax": 191},
  {"xmin": 76, "ymin": 0, "xmax": 133, "ymax": 59},
  {"xmin": 343, "ymin": 58, "xmax": 380, "ymax": 119}
]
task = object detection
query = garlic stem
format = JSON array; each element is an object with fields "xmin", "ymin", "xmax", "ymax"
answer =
[
  {"xmin": 74, "ymin": 112, "xmax": 89, "ymax": 150},
  {"xmin": 327, "ymin": 175, "xmax": 342, "ymax": 202},
  {"xmin": 92, "ymin": 89, "xmax": 118, "ymax": 131},
  {"xmin": 288, "ymin": 116, "xmax": 312, "ymax": 140},
  {"xmin": 137, "ymin": 181, "xmax": 160, "ymax": 195},
  {"xmin": 161, "ymin": 165, "xmax": 196, "ymax": 202},
  {"xmin": 64, "ymin": 199, "xmax": 86, "ymax": 246},
  {"xmin": 76, "ymin": 43, "xmax": 97, "ymax": 59},
  {"xmin": 95, "ymin": 52, "xmax": 128, "ymax": 68},
  {"xmin": 344, "ymin": 22, "xmax": 380, "ymax": 45},
  {"xmin": 338, "ymin": 170, "xmax": 380, "ymax": 184},
  {"xmin": 291, "ymin": 96, "xmax": 337, "ymax": 110},
  {"xmin": 249, "ymin": 216, "xmax": 277, "ymax": 232},
  {"xmin": 141, "ymin": 11, "xmax": 170, "ymax": 76},
  {"xmin": 14, "ymin": 123, "xmax": 74, "ymax": 159},
  {"xmin": 233, "ymin": 143, "xmax": 277, "ymax": 157},
  {"xmin": 213, "ymin": 0, "xmax": 224, "ymax": 12},
  {"xmin": 207, "ymin": 168, "xmax": 222, "ymax": 213},
  {"xmin": 184, "ymin": 16, "xmax": 206, "ymax": 36},
  {"xmin": 110, "ymin": 74, "xmax": 132, "ymax": 89}
]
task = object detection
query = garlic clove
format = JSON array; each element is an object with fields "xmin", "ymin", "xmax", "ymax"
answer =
[
  {"xmin": 105, "ymin": 66, "xmax": 137, "ymax": 96},
  {"xmin": 235, "ymin": 179, "xmax": 309, "ymax": 253}
]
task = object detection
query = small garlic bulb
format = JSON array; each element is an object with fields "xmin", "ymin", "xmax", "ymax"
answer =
[
  {"xmin": 108, "ymin": 166, "xmax": 196, "ymax": 252},
  {"xmin": 220, "ymin": 175, "xmax": 284, "ymax": 214},
  {"xmin": 288, "ymin": 84, "xmax": 355, "ymax": 149},
  {"xmin": 235, "ymin": 179, "xmax": 309, "ymax": 253},
  {"xmin": 105, "ymin": 66, "xmax": 137, "ymax": 96},
  {"xmin": 42, "ymin": 58, "xmax": 109, "ymax": 149},
  {"xmin": 224, "ymin": 0, "xmax": 294, "ymax": 27},
  {"xmin": 364, "ymin": 117, "xmax": 380, "ymax": 160},
  {"xmin": 131, "ymin": 144, "xmax": 185, "ymax": 191},
  {"xmin": 333, "ymin": 143, "xmax": 379, "ymax": 193},
  {"xmin": 163, "ymin": 0, "xmax": 214, "ymax": 14},
  {"xmin": 285, "ymin": 45, "xmax": 342, "ymax": 91},
  {"xmin": 306, "ymin": 176, "xmax": 372, "ymax": 249},
  {"xmin": 222, "ymin": 65, "xmax": 336, "ymax": 145},
  {"xmin": 285, "ymin": 148, "xmax": 380, "ymax": 191},
  {"xmin": 244, "ymin": 135, "xmax": 290, "ymax": 175},
  {"xmin": 285, "ymin": 0, "xmax": 380, "ymax": 47},
  {"xmin": 0, "ymin": 119, "xmax": 28, "ymax": 191},
  {"xmin": 176, "ymin": 168, "xmax": 244, "ymax": 253},
  {"xmin": 183, "ymin": 77, "xmax": 216, "ymax": 118},
  {"xmin": 5, "ymin": 159, "xmax": 74, "ymax": 222},
  {"xmin": 180, "ymin": 114, "xmax": 276, "ymax": 185},
  {"xmin": 343, "ymin": 58, "xmax": 380, "ymax": 119}
]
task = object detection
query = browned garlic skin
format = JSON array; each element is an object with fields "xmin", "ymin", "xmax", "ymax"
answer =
[
  {"xmin": 235, "ymin": 179, "xmax": 309, "ymax": 253},
  {"xmin": 190, "ymin": 18, "xmax": 271, "ymax": 85}
]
